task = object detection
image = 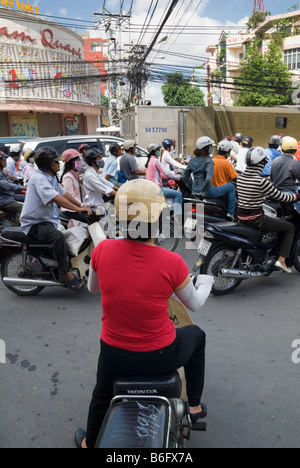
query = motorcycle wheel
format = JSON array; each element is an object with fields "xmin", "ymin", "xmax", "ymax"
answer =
[
  {"xmin": 201, "ymin": 245, "xmax": 243, "ymax": 296},
  {"xmin": 1, "ymin": 252, "xmax": 45, "ymax": 297},
  {"xmin": 155, "ymin": 222, "xmax": 179, "ymax": 252},
  {"xmin": 293, "ymin": 236, "xmax": 300, "ymax": 272}
]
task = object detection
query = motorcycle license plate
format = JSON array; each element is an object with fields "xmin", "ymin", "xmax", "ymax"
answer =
[
  {"xmin": 198, "ymin": 239, "xmax": 212, "ymax": 256},
  {"xmin": 184, "ymin": 217, "xmax": 197, "ymax": 230}
]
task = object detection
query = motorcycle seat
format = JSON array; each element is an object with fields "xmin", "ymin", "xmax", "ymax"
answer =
[
  {"xmin": 191, "ymin": 194, "xmax": 227, "ymax": 208},
  {"xmin": 0, "ymin": 227, "xmax": 49, "ymax": 246},
  {"xmin": 96, "ymin": 400, "xmax": 169, "ymax": 448},
  {"xmin": 114, "ymin": 371, "xmax": 182, "ymax": 399},
  {"xmin": 214, "ymin": 221, "xmax": 264, "ymax": 242},
  {"xmin": 203, "ymin": 197, "xmax": 227, "ymax": 209}
]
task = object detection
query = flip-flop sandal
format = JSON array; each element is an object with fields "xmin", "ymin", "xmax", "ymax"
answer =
[{"xmin": 62, "ymin": 276, "xmax": 85, "ymax": 292}]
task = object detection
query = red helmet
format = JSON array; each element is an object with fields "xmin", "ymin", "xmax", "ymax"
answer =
[
  {"xmin": 62, "ymin": 149, "xmax": 81, "ymax": 164},
  {"xmin": 79, "ymin": 144, "xmax": 90, "ymax": 153}
]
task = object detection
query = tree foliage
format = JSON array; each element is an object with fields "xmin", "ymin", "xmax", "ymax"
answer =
[
  {"xmin": 246, "ymin": 11, "xmax": 271, "ymax": 31},
  {"xmin": 161, "ymin": 72, "xmax": 205, "ymax": 107},
  {"xmin": 234, "ymin": 38, "xmax": 293, "ymax": 107}
]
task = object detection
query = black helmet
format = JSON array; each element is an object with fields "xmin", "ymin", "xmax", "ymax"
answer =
[
  {"xmin": 241, "ymin": 136, "xmax": 253, "ymax": 148},
  {"xmin": 109, "ymin": 143, "xmax": 122, "ymax": 156},
  {"xmin": 234, "ymin": 132, "xmax": 243, "ymax": 143},
  {"xmin": 85, "ymin": 147, "xmax": 104, "ymax": 167},
  {"xmin": 35, "ymin": 147, "xmax": 61, "ymax": 172}
]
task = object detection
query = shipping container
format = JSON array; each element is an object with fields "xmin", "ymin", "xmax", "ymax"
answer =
[
  {"xmin": 121, "ymin": 105, "xmax": 300, "ymax": 157},
  {"xmin": 185, "ymin": 106, "xmax": 300, "ymax": 154},
  {"xmin": 120, "ymin": 106, "xmax": 194, "ymax": 155}
]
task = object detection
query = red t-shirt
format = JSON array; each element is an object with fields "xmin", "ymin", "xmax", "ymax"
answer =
[{"xmin": 91, "ymin": 239, "xmax": 190, "ymax": 352}]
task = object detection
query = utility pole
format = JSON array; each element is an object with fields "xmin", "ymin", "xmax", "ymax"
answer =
[
  {"xmin": 253, "ymin": 0, "xmax": 265, "ymax": 14},
  {"xmin": 93, "ymin": 1, "xmax": 133, "ymax": 127}
]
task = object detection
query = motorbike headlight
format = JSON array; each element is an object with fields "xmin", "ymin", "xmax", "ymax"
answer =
[{"xmin": 204, "ymin": 230, "xmax": 215, "ymax": 239}]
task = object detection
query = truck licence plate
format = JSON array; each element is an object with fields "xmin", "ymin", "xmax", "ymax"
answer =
[{"xmin": 198, "ymin": 239, "xmax": 212, "ymax": 256}]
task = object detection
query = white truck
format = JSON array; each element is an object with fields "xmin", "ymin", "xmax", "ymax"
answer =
[{"xmin": 120, "ymin": 105, "xmax": 193, "ymax": 156}]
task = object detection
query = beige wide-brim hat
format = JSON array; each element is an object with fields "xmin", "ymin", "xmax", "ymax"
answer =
[{"xmin": 115, "ymin": 179, "xmax": 167, "ymax": 224}]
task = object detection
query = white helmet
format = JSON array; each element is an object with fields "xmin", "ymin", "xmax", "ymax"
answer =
[
  {"xmin": 246, "ymin": 147, "xmax": 267, "ymax": 166},
  {"xmin": 196, "ymin": 136, "xmax": 215, "ymax": 151},
  {"xmin": 218, "ymin": 140, "xmax": 233, "ymax": 153},
  {"xmin": 123, "ymin": 139, "xmax": 136, "ymax": 151},
  {"xmin": 10, "ymin": 144, "xmax": 21, "ymax": 154}
]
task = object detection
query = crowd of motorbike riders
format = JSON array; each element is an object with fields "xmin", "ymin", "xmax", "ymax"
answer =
[{"xmin": 1, "ymin": 131, "xmax": 300, "ymax": 290}]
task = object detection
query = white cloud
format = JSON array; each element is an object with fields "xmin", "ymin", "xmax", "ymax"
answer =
[
  {"xmin": 92, "ymin": 0, "xmax": 249, "ymax": 104},
  {"xmin": 59, "ymin": 8, "xmax": 68, "ymax": 16}
]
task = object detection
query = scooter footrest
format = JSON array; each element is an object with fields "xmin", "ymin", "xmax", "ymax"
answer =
[{"xmin": 191, "ymin": 422, "xmax": 207, "ymax": 432}]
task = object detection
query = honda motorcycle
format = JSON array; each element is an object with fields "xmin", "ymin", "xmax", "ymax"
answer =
[
  {"xmin": 0, "ymin": 211, "xmax": 105, "ymax": 296},
  {"xmin": 192, "ymin": 202, "xmax": 300, "ymax": 296},
  {"xmin": 95, "ymin": 298, "xmax": 206, "ymax": 449}
]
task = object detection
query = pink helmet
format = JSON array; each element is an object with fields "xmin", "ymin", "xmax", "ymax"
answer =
[{"xmin": 62, "ymin": 149, "xmax": 81, "ymax": 164}]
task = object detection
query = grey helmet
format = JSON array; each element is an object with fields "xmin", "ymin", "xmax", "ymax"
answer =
[
  {"xmin": 147, "ymin": 142, "xmax": 161, "ymax": 154},
  {"xmin": 269, "ymin": 135, "xmax": 282, "ymax": 147},
  {"xmin": 196, "ymin": 136, "xmax": 215, "ymax": 151}
]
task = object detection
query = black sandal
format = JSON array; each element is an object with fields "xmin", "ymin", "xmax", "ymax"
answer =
[{"xmin": 61, "ymin": 276, "xmax": 85, "ymax": 292}]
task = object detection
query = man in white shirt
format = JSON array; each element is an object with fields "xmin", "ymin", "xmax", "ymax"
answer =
[{"xmin": 82, "ymin": 147, "xmax": 118, "ymax": 208}]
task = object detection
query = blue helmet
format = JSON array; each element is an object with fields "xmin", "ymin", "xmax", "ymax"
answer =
[{"xmin": 162, "ymin": 139, "xmax": 173, "ymax": 149}]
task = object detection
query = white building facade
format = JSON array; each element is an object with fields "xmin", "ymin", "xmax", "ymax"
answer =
[
  {"xmin": 0, "ymin": 6, "xmax": 102, "ymax": 137},
  {"xmin": 206, "ymin": 10, "xmax": 300, "ymax": 106}
]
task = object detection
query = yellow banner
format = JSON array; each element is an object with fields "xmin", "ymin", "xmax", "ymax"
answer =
[{"xmin": 0, "ymin": 1, "xmax": 40, "ymax": 16}]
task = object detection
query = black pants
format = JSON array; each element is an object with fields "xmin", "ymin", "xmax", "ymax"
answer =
[
  {"xmin": 28, "ymin": 222, "xmax": 69, "ymax": 277},
  {"xmin": 85, "ymin": 325, "xmax": 206, "ymax": 448},
  {"xmin": 240, "ymin": 214, "xmax": 295, "ymax": 258}
]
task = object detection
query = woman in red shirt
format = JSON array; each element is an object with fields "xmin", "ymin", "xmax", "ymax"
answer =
[{"xmin": 75, "ymin": 180, "xmax": 214, "ymax": 449}]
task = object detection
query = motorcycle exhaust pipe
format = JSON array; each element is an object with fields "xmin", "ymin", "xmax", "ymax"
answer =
[
  {"xmin": 219, "ymin": 269, "xmax": 264, "ymax": 279},
  {"xmin": 3, "ymin": 277, "xmax": 63, "ymax": 288}
]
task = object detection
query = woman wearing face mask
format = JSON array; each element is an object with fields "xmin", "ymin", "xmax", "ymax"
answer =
[
  {"xmin": 61, "ymin": 149, "xmax": 88, "ymax": 223},
  {"xmin": 82, "ymin": 147, "xmax": 119, "ymax": 210}
]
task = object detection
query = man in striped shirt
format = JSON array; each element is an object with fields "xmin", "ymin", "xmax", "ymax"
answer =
[{"xmin": 237, "ymin": 147, "xmax": 300, "ymax": 274}]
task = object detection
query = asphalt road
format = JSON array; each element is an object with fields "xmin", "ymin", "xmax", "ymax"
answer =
[{"xmin": 0, "ymin": 240, "xmax": 300, "ymax": 448}]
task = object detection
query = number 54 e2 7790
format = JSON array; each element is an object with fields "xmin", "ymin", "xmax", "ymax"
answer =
[{"xmin": 145, "ymin": 127, "xmax": 168, "ymax": 133}]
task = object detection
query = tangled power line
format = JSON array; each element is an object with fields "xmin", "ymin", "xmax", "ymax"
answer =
[{"xmin": 0, "ymin": 1, "xmax": 291, "ymax": 100}]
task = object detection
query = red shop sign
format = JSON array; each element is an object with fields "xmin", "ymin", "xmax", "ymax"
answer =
[
  {"xmin": 41, "ymin": 29, "xmax": 82, "ymax": 59},
  {"xmin": 0, "ymin": 26, "xmax": 36, "ymax": 44}
]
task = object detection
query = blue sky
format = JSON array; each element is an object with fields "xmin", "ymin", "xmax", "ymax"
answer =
[
  {"xmin": 42, "ymin": 0, "xmax": 299, "ymax": 26},
  {"xmin": 37, "ymin": 0, "xmax": 300, "ymax": 103}
]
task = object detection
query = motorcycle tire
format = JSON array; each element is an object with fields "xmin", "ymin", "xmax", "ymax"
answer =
[
  {"xmin": 293, "ymin": 235, "xmax": 300, "ymax": 273},
  {"xmin": 201, "ymin": 245, "xmax": 243, "ymax": 296},
  {"xmin": 1, "ymin": 252, "xmax": 45, "ymax": 297},
  {"xmin": 155, "ymin": 222, "xmax": 179, "ymax": 252}
]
